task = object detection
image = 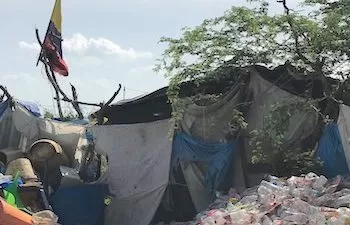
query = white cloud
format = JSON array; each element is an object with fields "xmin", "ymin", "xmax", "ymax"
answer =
[
  {"xmin": 18, "ymin": 41, "xmax": 40, "ymax": 51},
  {"xmin": 18, "ymin": 33, "xmax": 153, "ymax": 60}
]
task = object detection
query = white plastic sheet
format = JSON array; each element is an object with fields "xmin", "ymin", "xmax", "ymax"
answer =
[{"xmin": 92, "ymin": 119, "xmax": 173, "ymax": 225}]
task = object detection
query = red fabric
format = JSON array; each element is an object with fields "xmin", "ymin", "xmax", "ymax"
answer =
[{"xmin": 43, "ymin": 38, "xmax": 69, "ymax": 76}]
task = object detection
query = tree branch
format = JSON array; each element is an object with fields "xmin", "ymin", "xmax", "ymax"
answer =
[
  {"xmin": 70, "ymin": 83, "xmax": 84, "ymax": 119},
  {"xmin": 278, "ymin": 0, "xmax": 312, "ymax": 64},
  {"xmin": 0, "ymin": 85, "xmax": 12, "ymax": 101},
  {"xmin": 54, "ymin": 97, "xmax": 102, "ymax": 107},
  {"xmin": 105, "ymin": 84, "xmax": 122, "ymax": 106}
]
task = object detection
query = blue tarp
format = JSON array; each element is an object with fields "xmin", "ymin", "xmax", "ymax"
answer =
[
  {"xmin": 17, "ymin": 101, "xmax": 41, "ymax": 117},
  {"xmin": 0, "ymin": 100, "xmax": 9, "ymax": 119},
  {"xmin": 50, "ymin": 184, "xmax": 108, "ymax": 225},
  {"xmin": 317, "ymin": 123, "xmax": 349, "ymax": 178},
  {"xmin": 173, "ymin": 132, "xmax": 236, "ymax": 192}
]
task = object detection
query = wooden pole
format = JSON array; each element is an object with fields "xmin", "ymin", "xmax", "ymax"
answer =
[
  {"xmin": 51, "ymin": 69, "xmax": 64, "ymax": 119},
  {"xmin": 70, "ymin": 83, "xmax": 84, "ymax": 119}
]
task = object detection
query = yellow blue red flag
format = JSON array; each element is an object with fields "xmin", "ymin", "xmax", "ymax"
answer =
[{"xmin": 42, "ymin": 0, "xmax": 69, "ymax": 76}]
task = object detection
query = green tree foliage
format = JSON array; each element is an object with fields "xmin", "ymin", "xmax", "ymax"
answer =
[
  {"xmin": 249, "ymin": 99, "xmax": 323, "ymax": 176},
  {"xmin": 156, "ymin": 0, "xmax": 350, "ymax": 100},
  {"xmin": 156, "ymin": 0, "xmax": 350, "ymax": 174}
]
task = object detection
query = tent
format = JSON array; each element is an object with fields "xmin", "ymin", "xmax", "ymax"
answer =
[{"xmin": 90, "ymin": 64, "xmax": 342, "ymax": 224}]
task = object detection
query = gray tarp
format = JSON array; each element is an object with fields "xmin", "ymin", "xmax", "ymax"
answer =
[
  {"xmin": 246, "ymin": 69, "xmax": 318, "ymax": 148},
  {"xmin": 0, "ymin": 106, "xmax": 26, "ymax": 150},
  {"xmin": 178, "ymin": 68, "xmax": 319, "ymax": 210},
  {"xmin": 337, "ymin": 104, "xmax": 350, "ymax": 170},
  {"xmin": 12, "ymin": 103, "xmax": 86, "ymax": 165},
  {"xmin": 91, "ymin": 119, "xmax": 173, "ymax": 225},
  {"xmin": 244, "ymin": 68, "xmax": 318, "ymax": 185}
]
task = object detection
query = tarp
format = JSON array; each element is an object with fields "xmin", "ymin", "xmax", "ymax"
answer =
[
  {"xmin": 91, "ymin": 119, "xmax": 173, "ymax": 225},
  {"xmin": 173, "ymin": 132, "xmax": 236, "ymax": 193},
  {"xmin": 51, "ymin": 184, "xmax": 108, "ymax": 225},
  {"xmin": 17, "ymin": 101, "xmax": 41, "ymax": 117},
  {"xmin": 245, "ymin": 68, "xmax": 319, "ymax": 159},
  {"xmin": 317, "ymin": 123, "xmax": 349, "ymax": 177},
  {"xmin": 180, "ymin": 84, "xmax": 241, "ymax": 142},
  {"xmin": 0, "ymin": 101, "xmax": 25, "ymax": 150},
  {"xmin": 177, "ymin": 83, "xmax": 246, "ymax": 211},
  {"xmin": 12, "ymin": 103, "xmax": 86, "ymax": 165},
  {"xmin": 337, "ymin": 104, "xmax": 350, "ymax": 171}
]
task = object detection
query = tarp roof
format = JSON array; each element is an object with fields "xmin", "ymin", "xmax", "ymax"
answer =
[{"xmin": 99, "ymin": 64, "xmax": 338, "ymax": 125}]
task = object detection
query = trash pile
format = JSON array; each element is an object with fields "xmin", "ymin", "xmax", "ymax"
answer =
[
  {"xmin": 0, "ymin": 158, "xmax": 59, "ymax": 225},
  {"xmin": 0, "ymin": 139, "xmax": 107, "ymax": 225},
  {"xmin": 191, "ymin": 173, "xmax": 350, "ymax": 225}
]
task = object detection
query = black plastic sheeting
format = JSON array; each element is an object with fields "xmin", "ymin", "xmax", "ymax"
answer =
[{"xmin": 99, "ymin": 64, "xmax": 338, "ymax": 125}]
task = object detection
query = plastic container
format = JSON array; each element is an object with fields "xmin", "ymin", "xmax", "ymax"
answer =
[
  {"xmin": 0, "ymin": 198, "xmax": 33, "ymax": 225},
  {"xmin": 32, "ymin": 210, "xmax": 58, "ymax": 225}
]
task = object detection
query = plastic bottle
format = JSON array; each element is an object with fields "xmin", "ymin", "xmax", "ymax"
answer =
[{"xmin": 31, "ymin": 210, "xmax": 58, "ymax": 225}]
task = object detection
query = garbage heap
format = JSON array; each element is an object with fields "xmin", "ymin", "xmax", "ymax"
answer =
[{"xmin": 191, "ymin": 173, "xmax": 350, "ymax": 225}]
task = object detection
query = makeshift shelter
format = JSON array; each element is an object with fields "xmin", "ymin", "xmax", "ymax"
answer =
[
  {"xmin": 11, "ymin": 103, "xmax": 86, "ymax": 166},
  {"xmin": 90, "ymin": 64, "xmax": 341, "ymax": 224},
  {"xmin": 3, "ymin": 64, "xmax": 349, "ymax": 225}
]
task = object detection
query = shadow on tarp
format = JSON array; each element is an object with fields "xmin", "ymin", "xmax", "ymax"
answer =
[{"xmin": 50, "ymin": 184, "xmax": 108, "ymax": 225}]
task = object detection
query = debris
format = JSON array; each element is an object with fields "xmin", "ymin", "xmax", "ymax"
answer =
[
  {"xmin": 189, "ymin": 173, "xmax": 350, "ymax": 225},
  {"xmin": 32, "ymin": 210, "xmax": 58, "ymax": 225}
]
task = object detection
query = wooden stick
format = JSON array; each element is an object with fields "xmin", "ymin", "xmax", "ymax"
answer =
[
  {"xmin": 54, "ymin": 97, "xmax": 102, "ymax": 107},
  {"xmin": 0, "ymin": 85, "xmax": 12, "ymax": 101},
  {"xmin": 97, "ymin": 84, "xmax": 122, "ymax": 124},
  {"xmin": 70, "ymin": 84, "xmax": 84, "ymax": 119}
]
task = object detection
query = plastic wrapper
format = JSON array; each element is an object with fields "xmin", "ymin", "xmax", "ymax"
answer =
[
  {"xmin": 186, "ymin": 173, "xmax": 350, "ymax": 225},
  {"xmin": 32, "ymin": 210, "xmax": 59, "ymax": 225}
]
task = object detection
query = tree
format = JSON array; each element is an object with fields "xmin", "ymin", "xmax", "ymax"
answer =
[{"xmin": 156, "ymin": 0, "xmax": 350, "ymax": 175}]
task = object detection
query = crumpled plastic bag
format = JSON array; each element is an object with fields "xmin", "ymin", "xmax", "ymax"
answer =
[
  {"xmin": 32, "ymin": 210, "xmax": 59, "ymax": 225},
  {"xmin": 187, "ymin": 173, "xmax": 350, "ymax": 225}
]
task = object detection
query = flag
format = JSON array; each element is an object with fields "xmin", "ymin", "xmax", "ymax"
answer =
[{"xmin": 41, "ymin": 0, "xmax": 69, "ymax": 76}]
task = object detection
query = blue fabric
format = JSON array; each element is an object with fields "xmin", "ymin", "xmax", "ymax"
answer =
[
  {"xmin": 317, "ymin": 123, "xmax": 349, "ymax": 178},
  {"xmin": 0, "ymin": 100, "xmax": 9, "ymax": 118},
  {"xmin": 17, "ymin": 101, "xmax": 41, "ymax": 117},
  {"xmin": 173, "ymin": 132, "xmax": 236, "ymax": 192},
  {"xmin": 50, "ymin": 184, "xmax": 108, "ymax": 225},
  {"xmin": 0, "ymin": 178, "xmax": 23, "ymax": 189}
]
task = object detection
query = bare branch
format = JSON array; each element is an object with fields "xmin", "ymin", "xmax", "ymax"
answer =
[
  {"xmin": 54, "ymin": 97, "xmax": 102, "ymax": 107},
  {"xmin": 277, "ymin": 0, "xmax": 312, "ymax": 64},
  {"xmin": 70, "ymin": 83, "xmax": 84, "ymax": 119},
  {"xmin": 105, "ymin": 84, "xmax": 122, "ymax": 106},
  {"xmin": 0, "ymin": 85, "xmax": 12, "ymax": 101}
]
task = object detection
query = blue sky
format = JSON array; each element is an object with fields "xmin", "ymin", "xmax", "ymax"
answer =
[{"xmin": 0, "ymin": 0, "xmax": 301, "ymax": 115}]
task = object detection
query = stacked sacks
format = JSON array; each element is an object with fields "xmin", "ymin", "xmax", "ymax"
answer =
[{"xmin": 190, "ymin": 173, "xmax": 350, "ymax": 225}]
